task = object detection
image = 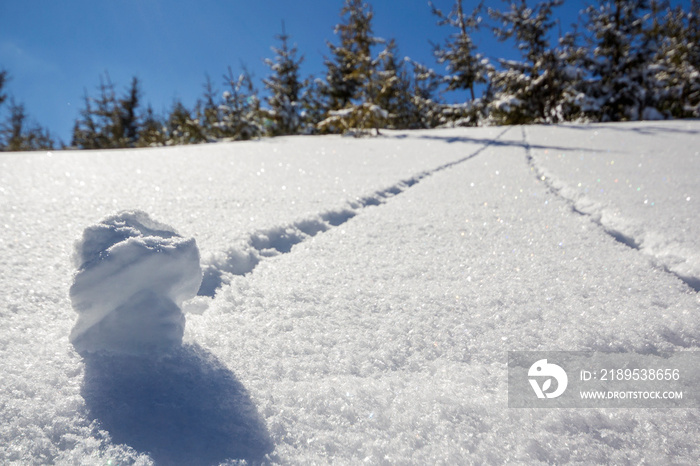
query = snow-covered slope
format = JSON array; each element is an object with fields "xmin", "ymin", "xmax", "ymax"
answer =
[
  {"xmin": 525, "ymin": 122, "xmax": 700, "ymax": 291},
  {"xmin": 0, "ymin": 122, "xmax": 698, "ymax": 464}
]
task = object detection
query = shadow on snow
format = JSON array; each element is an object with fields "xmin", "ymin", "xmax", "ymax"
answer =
[
  {"xmin": 555, "ymin": 121, "xmax": 700, "ymax": 136},
  {"xmin": 415, "ymin": 132, "xmax": 613, "ymax": 154},
  {"xmin": 81, "ymin": 344, "xmax": 273, "ymax": 465}
]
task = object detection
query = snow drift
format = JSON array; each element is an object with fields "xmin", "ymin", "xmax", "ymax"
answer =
[{"xmin": 69, "ymin": 210, "xmax": 202, "ymax": 355}]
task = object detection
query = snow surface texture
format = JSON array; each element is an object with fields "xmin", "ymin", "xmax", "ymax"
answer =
[
  {"xmin": 524, "ymin": 124, "xmax": 700, "ymax": 292},
  {"xmin": 69, "ymin": 210, "xmax": 202, "ymax": 355},
  {"xmin": 0, "ymin": 122, "xmax": 699, "ymax": 464}
]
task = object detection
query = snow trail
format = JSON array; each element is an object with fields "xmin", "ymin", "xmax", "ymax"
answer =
[
  {"xmin": 522, "ymin": 123, "xmax": 700, "ymax": 292},
  {"xmin": 198, "ymin": 127, "xmax": 512, "ymax": 297}
]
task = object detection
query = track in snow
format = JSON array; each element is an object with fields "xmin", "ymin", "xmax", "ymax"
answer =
[
  {"xmin": 198, "ymin": 127, "xmax": 512, "ymax": 297},
  {"xmin": 521, "ymin": 127, "xmax": 699, "ymax": 293}
]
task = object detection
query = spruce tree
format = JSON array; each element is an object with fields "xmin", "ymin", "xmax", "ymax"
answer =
[
  {"xmin": 1, "ymin": 98, "xmax": 54, "ymax": 151},
  {"xmin": 553, "ymin": 28, "xmax": 591, "ymax": 122},
  {"xmin": 263, "ymin": 25, "xmax": 307, "ymax": 136},
  {"xmin": 322, "ymin": 0, "xmax": 378, "ymax": 112},
  {"xmin": 406, "ymin": 60, "xmax": 445, "ymax": 128},
  {"xmin": 92, "ymin": 73, "xmax": 120, "ymax": 147},
  {"xmin": 72, "ymin": 89, "xmax": 100, "ymax": 149},
  {"xmin": 373, "ymin": 40, "xmax": 414, "ymax": 129},
  {"xmin": 582, "ymin": 0, "xmax": 656, "ymax": 121},
  {"xmin": 137, "ymin": 105, "xmax": 166, "ymax": 147},
  {"xmin": 118, "ymin": 77, "xmax": 141, "ymax": 147},
  {"xmin": 3, "ymin": 99, "xmax": 31, "ymax": 151},
  {"xmin": 299, "ymin": 78, "xmax": 328, "ymax": 133},
  {"xmin": 197, "ymin": 74, "xmax": 224, "ymax": 141},
  {"xmin": 318, "ymin": 0, "xmax": 391, "ymax": 135},
  {"xmin": 164, "ymin": 100, "xmax": 205, "ymax": 145},
  {"xmin": 487, "ymin": 0, "xmax": 570, "ymax": 124},
  {"xmin": 0, "ymin": 69, "xmax": 7, "ymax": 109},
  {"xmin": 430, "ymin": 0, "xmax": 488, "ymax": 102},
  {"xmin": 0, "ymin": 70, "xmax": 8, "ymax": 150},
  {"xmin": 72, "ymin": 73, "xmax": 145, "ymax": 148},
  {"xmin": 218, "ymin": 67, "xmax": 263, "ymax": 140},
  {"xmin": 649, "ymin": 1, "xmax": 700, "ymax": 118}
]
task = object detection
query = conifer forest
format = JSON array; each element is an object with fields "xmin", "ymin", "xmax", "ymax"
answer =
[{"xmin": 1, "ymin": 0, "xmax": 698, "ymax": 151}]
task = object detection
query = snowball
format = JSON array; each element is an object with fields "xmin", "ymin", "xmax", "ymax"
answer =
[{"xmin": 69, "ymin": 210, "xmax": 202, "ymax": 356}]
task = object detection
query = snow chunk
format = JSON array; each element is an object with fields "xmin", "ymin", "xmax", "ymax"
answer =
[{"xmin": 69, "ymin": 210, "xmax": 202, "ymax": 356}]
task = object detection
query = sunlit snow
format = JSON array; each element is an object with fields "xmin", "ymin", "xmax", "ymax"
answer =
[{"xmin": 0, "ymin": 121, "xmax": 698, "ymax": 464}]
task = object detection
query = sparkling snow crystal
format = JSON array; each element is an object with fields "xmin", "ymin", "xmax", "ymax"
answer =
[{"xmin": 69, "ymin": 210, "xmax": 202, "ymax": 355}]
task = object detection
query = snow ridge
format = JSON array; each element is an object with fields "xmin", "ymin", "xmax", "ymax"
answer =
[
  {"xmin": 197, "ymin": 127, "xmax": 512, "ymax": 297},
  {"xmin": 522, "ymin": 127, "xmax": 700, "ymax": 292}
]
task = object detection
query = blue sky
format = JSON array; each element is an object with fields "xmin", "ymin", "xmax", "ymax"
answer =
[{"xmin": 0, "ymin": 1, "xmax": 689, "ymax": 143}]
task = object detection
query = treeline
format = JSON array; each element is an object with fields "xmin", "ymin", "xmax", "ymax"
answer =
[
  {"xmin": 0, "ymin": 70, "xmax": 55, "ymax": 151},
  {"xmin": 1, "ymin": 0, "xmax": 698, "ymax": 151}
]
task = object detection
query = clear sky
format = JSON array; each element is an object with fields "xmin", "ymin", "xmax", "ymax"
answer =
[{"xmin": 0, "ymin": 0, "xmax": 690, "ymax": 144}]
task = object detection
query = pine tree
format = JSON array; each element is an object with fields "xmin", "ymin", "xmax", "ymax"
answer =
[
  {"xmin": 552, "ymin": 28, "xmax": 591, "ymax": 122},
  {"xmin": 164, "ymin": 100, "xmax": 205, "ymax": 145},
  {"xmin": 649, "ymin": 1, "xmax": 700, "ymax": 118},
  {"xmin": 3, "ymin": 99, "xmax": 31, "ymax": 151},
  {"xmin": 322, "ymin": 0, "xmax": 379, "ymax": 112},
  {"xmin": 71, "ymin": 88, "xmax": 105, "ymax": 149},
  {"xmin": 263, "ymin": 25, "xmax": 308, "ymax": 136},
  {"xmin": 218, "ymin": 67, "xmax": 263, "ymax": 140},
  {"xmin": 92, "ymin": 73, "xmax": 120, "ymax": 147},
  {"xmin": 0, "ymin": 69, "xmax": 7, "ymax": 109},
  {"xmin": 0, "ymin": 98, "xmax": 54, "ymax": 151},
  {"xmin": 0, "ymin": 71, "xmax": 55, "ymax": 151},
  {"xmin": 582, "ymin": 0, "xmax": 657, "ymax": 121},
  {"xmin": 430, "ymin": 0, "xmax": 488, "ymax": 102},
  {"xmin": 72, "ymin": 73, "xmax": 144, "ymax": 148},
  {"xmin": 137, "ymin": 105, "xmax": 166, "ymax": 147},
  {"xmin": 372, "ymin": 40, "xmax": 414, "ymax": 129},
  {"xmin": 487, "ymin": 0, "xmax": 569, "ymax": 124},
  {"xmin": 318, "ymin": 0, "xmax": 391, "ymax": 135},
  {"xmin": 117, "ymin": 77, "xmax": 141, "ymax": 147},
  {"xmin": 406, "ymin": 60, "xmax": 445, "ymax": 128},
  {"xmin": 0, "ymin": 70, "xmax": 9, "ymax": 150},
  {"xmin": 322, "ymin": 46, "xmax": 358, "ymax": 113},
  {"xmin": 197, "ymin": 74, "xmax": 224, "ymax": 141},
  {"xmin": 71, "ymin": 89, "xmax": 100, "ymax": 149},
  {"xmin": 299, "ymin": 78, "xmax": 328, "ymax": 133}
]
